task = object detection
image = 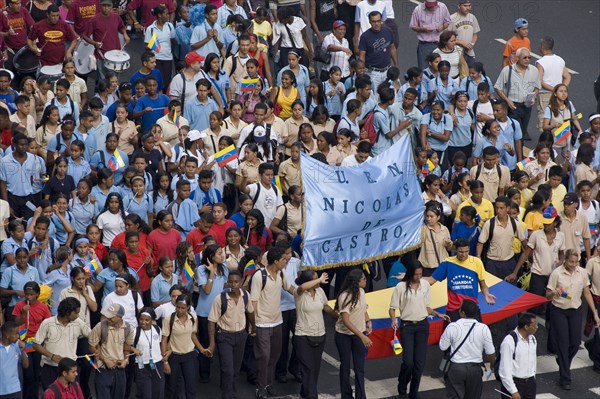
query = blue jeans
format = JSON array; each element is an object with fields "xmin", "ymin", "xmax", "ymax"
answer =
[{"xmin": 417, "ymin": 42, "xmax": 438, "ymax": 70}]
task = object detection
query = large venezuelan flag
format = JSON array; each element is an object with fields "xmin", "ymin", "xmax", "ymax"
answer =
[{"xmin": 330, "ymin": 271, "xmax": 548, "ymax": 359}]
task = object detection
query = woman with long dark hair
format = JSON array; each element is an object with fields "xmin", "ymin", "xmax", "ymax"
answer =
[
  {"xmin": 389, "ymin": 261, "xmax": 450, "ymax": 398},
  {"xmin": 243, "ymin": 208, "xmax": 272, "ymax": 254},
  {"xmin": 203, "ymin": 53, "xmax": 230, "ymax": 110},
  {"xmin": 334, "ymin": 269, "xmax": 372, "ymax": 399}
]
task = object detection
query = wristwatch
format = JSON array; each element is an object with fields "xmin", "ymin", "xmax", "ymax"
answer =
[{"xmin": 208, "ymin": 278, "xmax": 214, "ymax": 283}]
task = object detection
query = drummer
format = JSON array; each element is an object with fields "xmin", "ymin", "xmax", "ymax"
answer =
[
  {"xmin": 27, "ymin": 5, "xmax": 78, "ymax": 67},
  {"xmin": 2, "ymin": 0, "xmax": 35, "ymax": 79},
  {"xmin": 66, "ymin": 0, "xmax": 100, "ymax": 36},
  {"xmin": 84, "ymin": 0, "xmax": 130, "ymax": 81}
]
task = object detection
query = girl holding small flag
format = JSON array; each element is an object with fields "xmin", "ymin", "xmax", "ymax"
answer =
[
  {"xmin": 211, "ymin": 136, "xmax": 238, "ymax": 211},
  {"xmin": 71, "ymin": 237, "xmax": 102, "ymax": 289},
  {"xmin": 90, "ymin": 133, "xmax": 130, "ymax": 186},
  {"xmin": 13, "ymin": 281, "xmax": 49, "ymax": 399},
  {"xmin": 543, "ymin": 84, "xmax": 583, "ymax": 161},
  {"xmin": 174, "ymin": 241, "xmax": 196, "ymax": 294},
  {"xmin": 125, "ymin": 176, "xmax": 154, "ymax": 225},
  {"xmin": 145, "ymin": 5, "xmax": 176, "ymax": 89},
  {"xmin": 240, "ymin": 75, "xmax": 268, "ymax": 124},
  {"xmin": 524, "ymin": 143, "xmax": 557, "ymax": 191},
  {"xmin": 243, "ymin": 209, "xmax": 272, "ymax": 255}
]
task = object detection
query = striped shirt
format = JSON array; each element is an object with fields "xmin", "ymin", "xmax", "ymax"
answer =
[{"xmin": 494, "ymin": 64, "xmax": 540, "ymax": 103}]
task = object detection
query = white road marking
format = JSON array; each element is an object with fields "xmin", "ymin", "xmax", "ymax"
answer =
[
  {"xmin": 409, "ymin": 0, "xmax": 421, "ymax": 5},
  {"xmin": 494, "ymin": 38, "xmax": 579, "ymax": 75},
  {"xmin": 590, "ymin": 387, "xmax": 600, "ymax": 396},
  {"xmin": 535, "ymin": 394, "xmax": 561, "ymax": 399}
]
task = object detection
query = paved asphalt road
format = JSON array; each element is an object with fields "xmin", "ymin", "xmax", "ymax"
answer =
[{"xmin": 100, "ymin": 1, "xmax": 600, "ymax": 398}]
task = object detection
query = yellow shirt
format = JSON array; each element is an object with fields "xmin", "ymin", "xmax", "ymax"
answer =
[
  {"xmin": 275, "ymin": 86, "xmax": 299, "ymax": 120},
  {"xmin": 524, "ymin": 210, "xmax": 544, "ymax": 232},
  {"xmin": 551, "ymin": 184, "xmax": 567, "ymax": 214},
  {"xmin": 252, "ymin": 20, "xmax": 272, "ymax": 51},
  {"xmin": 519, "ymin": 187, "xmax": 533, "ymax": 209},
  {"xmin": 455, "ymin": 198, "xmax": 495, "ymax": 227}
]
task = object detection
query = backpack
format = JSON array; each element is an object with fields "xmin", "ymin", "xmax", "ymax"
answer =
[
  {"xmin": 133, "ymin": 324, "xmax": 161, "ymax": 347},
  {"xmin": 166, "ymin": 310, "xmax": 195, "ymax": 343},
  {"xmin": 100, "ymin": 319, "xmax": 132, "ymax": 345},
  {"xmin": 481, "ymin": 216, "xmax": 517, "ymax": 263},
  {"xmin": 360, "ymin": 108, "xmax": 385, "ymax": 145},
  {"xmin": 494, "ymin": 331, "xmax": 536, "ymax": 381},
  {"xmin": 276, "ymin": 204, "xmax": 288, "ymax": 233},
  {"xmin": 474, "ymin": 163, "xmax": 503, "ymax": 182},
  {"xmin": 248, "ymin": 268, "xmax": 283, "ymax": 293},
  {"xmin": 333, "ymin": 116, "xmax": 350, "ymax": 135},
  {"xmin": 220, "ymin": 288, "xmax": 249, "ymax": 317},
  {"xmin": 48, "ymin": 381, "xmax": 81, "ymax": 399},
  {"xmin": 27, "ymin": 237, "xmax": 56, "ymax": 263},
  {"xmin": 50, "ymin": 96, "xmax": 75, "ymax": 119},
  {"xmin": 251, "ymin": 181, "xmax": 278, "ymax": 206}
]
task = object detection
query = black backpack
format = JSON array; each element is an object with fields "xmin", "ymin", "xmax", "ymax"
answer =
[
  {"xmin": 48, "ymin": 381, "xmax": 81, "ymax": 399},
  {"xmin": 133, "ymin": 324, "xmax": 161, "ymax": 347},
  {"xmin": 481, "ymin": 217, "xmax": 517, "ymax": 264},
  {"xmin": 248, "ymin": 268, "xmax": 283, "ymax": 293},
  {"xmin": 220, "ymin": 288, "xmax": 249, "ymax": 316},
  {"xmin": 494, "ymin": 331, "xmax": 536, "ymax": 381},
  {"xmin": 251, "ymin": 181, "xmax": 278, "ymax": 206}
]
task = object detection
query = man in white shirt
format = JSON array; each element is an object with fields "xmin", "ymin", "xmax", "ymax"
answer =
[
  {"xmin": 535, "ymin": 36, "xmax": 571, "ymax": 131},
  {"xmin": 341, "ymin": 141, "xmax": 372, "ymax": 166},
  {"xmin": 240, "ymin": 163, "xmax": 283, "ymax": 227},
  {"xmin": 499, "ymin": 313, "xmax": 538, "ymax": 399},
  {"xmin": 439, "ymin": 299, "xmax": 495, "ymax": 399}
]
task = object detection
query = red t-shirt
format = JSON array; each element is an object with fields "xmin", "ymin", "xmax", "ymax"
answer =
[
  {"xmin": 90, "ymin": 242, "xmax": 108, "ymax": 263},
  {"xmin": 126, "ymin": 246, "xmax": 153, "ymax": 292},
  {"xmin": 127, "ymin": 0, "xmax": 175, "ymax": 27},
  {"xmin": 2, "ymin": 7, "xmax": 35, "ymax": 50},
  {"xmin": 12, "ymin": 300, "xmax": 51, "ymax": 353},
  {"xmin": 244, "ymin": 228, "xmax": 273, "ymax": 254},
  {"xmin": 86, "ymin": 11, "xmax": 125, "ymax": 56},
  {"xmin": 186, "ymin": 227, "xmax": 217, "ymax": 254},
  {"xmin": 111, "ymin": 232, "xmax": 149, "ymax": 252},
  {"xmin": 28, "ymin": 19, "xmax": 77, "ymax": 66},
  {"xmin": 42, "ymin": 381, "xmax": 85, "ymax": 399},
  {"xmin": 66, "ymin": 0, "xmax": 99, "ymax": 35},
  {"xmin": 210, "ymin": 219, "xmax": 237, "ymax": 248},
  {"xmin": 147, "ymin": 228, "xmax": 182, "ymax": 265}
]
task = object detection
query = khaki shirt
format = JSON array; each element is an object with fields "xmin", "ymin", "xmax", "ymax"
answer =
[
  {"xmin": 548, "ymin": 265, "xmax": 590, "ymax": 310},
  {"xmin": 575, "ymin": 163, "xmax": 599, "ymax": 200},
  {"xmin": 294, "ymin": 287, "xmax": 328, "ymax": 337},
  {"xmin": 335, "ymin": 289, "xmax": 368, "ymax": 335},
  {"xmin": 35, "ymin": 317, "xmax": 90, "ymax": 367},
  {"xmin": 88, "ymin": 321, "xmax": 134, "ymax": 368},
  {"xmin": 157, "ymin": 114, "xmax": 189, "ymax": 147},
  {"xmin": 58, "ymin": 286, "xmax": 96, "ymax": 327},
  {"xmin": 390, "ymin": 279, "xmax": 431, "ymax": 322},
  {"xmin": 586, "ymin": 256, "xmax": 600, "ymax": 296},
  {"xmin": 528, "ymin": 229, "xmax": 566, "ymax": 276},
  {"xmin": 478, "ymin": 217, "xmax": 525, "ymax": 261},
  {"xmin": 274, "ymin": 202, "xmax": 302, "ymax": 237},
  {"xmin": 469, "ymin": 164, "xmax": 511, "ymax": 202},
  {"xmin": 10, "ymin": 113, "xmax": 36, "ymax": 139},
  {"xmin": 208, "ymin": 290, "xmax": 254, "ymax": 332},
  {"xmin": 223, "ymin": 116, "xmax": 248, "ymax": 141},
  {"xmin": 236, "ymin": 159, "xmax": 262, "ymax": 185},
  {"xmin": 278, "ymin": 158, "xmax": 302, "ymax": 195},
  {"xmin": 162, "ymin": 312, "xmax": 198, "ymax": 354},
  {"xmin": 559, "ymin": 210, "xmax": 590, "ymax": 256},
  {"xmin": 250, "ymin": 268, "xmax": 290, "ymax": 326},
  {"xmin": 418, "ymin": 224, "xmax": 450, "ymax": 269}
]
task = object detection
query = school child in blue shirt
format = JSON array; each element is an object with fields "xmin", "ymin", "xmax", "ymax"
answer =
[
  {"xmin": 0, "ymin": 321, "xmax": 29, "ymax": 397},
  {"xmin": 168, "ymin": 179, "xmax": 201, "ymax": 239},
  {"xmin": 193, "ymin": 169, "xmax": 222, "ymax": 215},
  {"xmin": 451, "ymin": 205, "xmax": 480, "ymax": 255},
  {"xmin": 123, "ymin": 176, "xmax": 155, "ymax": 225}
]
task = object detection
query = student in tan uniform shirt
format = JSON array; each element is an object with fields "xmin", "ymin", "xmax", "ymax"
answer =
[
  {"xmin": 469, "ymin": 146, "xmax": 510, "ymax": 202},
  {"xmin": 88, "ymin": 303, "xmax": 134, "ymax": 399},
  {"xmin": 208, "ymin": 270, "xmax": 255, "ymax": 399},
  {"xmin": 161, "ymin": 294, "xmax": 210, "ymax": 399},
  {"xmin": 559, "ymin": 192, "xmax": 591, "ymax": 262}
]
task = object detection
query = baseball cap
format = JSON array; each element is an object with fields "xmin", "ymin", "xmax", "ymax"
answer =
[
  {"xmin": 102, "ymin": 304, "xmax": 125, "ymax": 319},
  {"xmin": 100, "ymin": 0, "xmax": 112, "ymax": 5},
  {"xmin": 185, "ymin": 52, "xmax": 205, "ymax": 65},
  {"xmin": 514, "ymin": 18, "xmax": 528, "ymax": 30},
  {"xmin": 332, "ymin": 20, "xmax": 347, "ymax": 29},
  {"xmin": 425, "ymin": 0, "xmax": 438, "ymax": 9},
  {"xmin": 563, "ymin": 193, "xmax": 579, "ymax": 205},
  {"xmin": 542, "ymin": 205, "xmax": 558, "ymax": 224},
  {"xmin": 458, "ymin": 0, "xmax": 471, "ymax": 4},
  {"xmin": 187, "ymin": 129, "xmax": 207, "ymax": 141},
  {"xmin": 252, "ymin": 125, "xmax": 267, "ymax": 143}
]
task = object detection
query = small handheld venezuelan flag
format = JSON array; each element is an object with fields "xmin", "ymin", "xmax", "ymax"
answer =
[
  {"xmin": 147, "ymin": 31, "xmax": 161, "ymax": 53},
  {"xmin": 181, "ymin": 260, "xmax": 194, "ymax": 284},
  {"xmin": 214, "ymin": 144, "xmax": 238, "ymax": 166},
  {"xmin": 256, "ymin": 32, "xmax": 268, "ymax": 46},
  {"xmin": 243, "ymin": 260, "xmax": 256, "ymax": 276},
  {"xmin": 553, "ymin": 121, "xmax": 571, "ymax": 144},
  {"xmin": 173, "ymin": 110, "xmax": 180, "ymax": 128},
  {"xmin": 240, "ymin": 77, "xmax": 259, "ymax": 93},
  {"xmin": 516, "ymin": 157, "xmax": 533, "ymax": 171},
  {"xmin": 85, "ymin": 354, "xmax": 101, "ymax": 373}
]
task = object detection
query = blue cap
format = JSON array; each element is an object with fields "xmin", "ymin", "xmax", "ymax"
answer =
[{"xmin": 514, "ymin": 18, "xmax": 528, "ymax": 30}]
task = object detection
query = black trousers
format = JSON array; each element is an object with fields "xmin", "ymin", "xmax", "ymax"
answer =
[
  {"xmin": 40, "ymin": 365, "xmax": 58, "ymax": 391},
  {"xmin": 254, "ymin": 325, "xmax": 282, "ymax": 389},
  {"xmin": 445, "ymin": 362, "xmax": 483, "ymax": 399},
  {"xmin": 275, "ymin": 309, "xmax": 299, "ymax": 378},
  {"xmin": 95, "ymin": 367, "xmax": 126, "ymax": 399},
  {"xmin": 216, "ymin": 330, "xmax": 247, "ymax": 399},
  {"xmin": 7, "ymin": 193, "xmax": 35, "ymax": 220},
  {"xmin": 485, "ymin": 258, "xmax": 516, "ymax": 280},
  {"xmin": 398, "ymin": 319, "xmax": 429, "ymax": 399},
  {"xmin": 294, "ymin": 335, "xmax": 326, "ymax": 399},
  {"xmin": 156, "ymin": 59, "xmax": 173, "ymax": 92},
  {"xmin": 529, "ymin": 273, "xmax": 550, "ymax": 315},
  {"xmin": 550, "ymin": 304, "xmax": 583, "ymax": 385},
  {"xmin": 136, "ymin": 360, "xmax": 165, "ymax": 399},
  {"xmin": 501, "ymin": 376, "xmax": 537, "ymax": 399},
  {"xmin": 335, "ymin": 332, "xmax": 366, "ymax": 399},
  {"xmin": 197, "ymin": 316, "xmax": 211, "ymax": 381},
  {"xmin": 168, "ymin": 352, "xmax": 197, "ymax": 399},
  {"xmin": 508, "ymin": 103, "xmax": 533, "ymax": 138},
  {"xmin": 22, "ymin": 352, "xmax": 41, "ymax": 399}
]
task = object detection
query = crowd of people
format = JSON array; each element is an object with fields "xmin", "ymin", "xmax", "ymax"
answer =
[{"xmin": 0, "ymin": 0, "xmax": 599, "ymax": 398}]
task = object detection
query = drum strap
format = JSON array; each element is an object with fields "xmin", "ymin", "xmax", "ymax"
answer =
[{"xmin": 179, "ymin": 72, "xmax": 186, "ymax": 111}]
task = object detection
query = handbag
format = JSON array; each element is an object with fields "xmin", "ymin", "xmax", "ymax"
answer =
[
  {"xmin": 439, "ymin": 322, "xmax": 477, "ymax": 376},
  {"xmin": 273, "ymin": 86, "xmax": 283, "ymax": 116},
  {"xmin": 313, "ymin": 46, "xmax": 331, "ymax": 64}
]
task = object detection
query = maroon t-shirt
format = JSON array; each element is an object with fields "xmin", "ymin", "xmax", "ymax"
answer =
[
  {"xmin": 2, "ymin": 7, "xmax": 35, "ymax": 50},
  {"xmin": 211, "ymin": 219, "xmax": 237, "ymax": 248},
  {"xmin": 66, "ymin": 0, "xmax": 99, "ymax": 35},
  {"xmin": 127, "ymin": 0, "xmax": 175, "ymax": 28},
  {"xmin": 86, "ymin": 11, "xmax": 125, "ymax": 57},
  {"xmin": 28, "ymin": 18, "xmax": 77, "ymax": 66}
]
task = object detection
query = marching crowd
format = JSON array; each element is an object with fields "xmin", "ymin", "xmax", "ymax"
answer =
[{"xmin": 0, "ymin": 0, "xmax": 599, "ymax": 398}]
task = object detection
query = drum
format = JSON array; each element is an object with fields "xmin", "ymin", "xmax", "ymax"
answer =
[
  {"xmin": 104, "ymin": 50, "xmax": 130, "ymax": 72},
  {"xmin": 73, "ymin": 39, "xmax": 96, "ymax": 75},
  {"xmin": 12, "ymin": 47, "xmax": 40, "ymax": 74},
  {"xmin": 0, "ymin": 69, "xmax": 14, "ymax": 80},
  {"xmin": 38, "ymin": 64, "xmax": 63, "ymax": 84}
]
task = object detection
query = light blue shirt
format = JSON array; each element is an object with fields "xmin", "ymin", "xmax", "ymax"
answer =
[
  {"xmin": 0, "ymin": 342, "xmax": 23, "ymax": 395},
  {"xmin": 123, "ymin": 192, "xmax": 154, "ymax": 224},
  {"xmin": 76, "ymin": 129, "xmax": 98, "ymax": 161},
  {"xmin": 206, "ymin": 71, "xmax": 230, "ymax": 110},
  {"xmin": 144, "ymin": 21, "xmax": 176, "ymax": 61},
  {"xmin": 277, "ymin": 65, "xmax": 311, "ymax": 105},
  {"xmin": 90, "ymin": 149, "xmax": 129, "ymax": 186},
  {"xmin": 191, "ymin": 22, "xmax": 224, "ymax": 58},
  {"xmin": 88, "ymin": 116, "xmax": 110, "ymax": 153},
  {"xmin": 0, "ymin": 237, "xmax": 27, "ymax": 273},
  {"xmin": 195, "ymin": 264, "xmax": 228, "ymax": 317},
  {"xmin": 67, "ymin": 157, "xmax": 92, "ymax": 187},
  {"xmin": 91, "ymin": 185, "xmax": 122, "ymax": 215},
  {"xmin": 44, "ymin": 97, "xmax": 80, "ymax": 122},
  {"xmin": 45, "ymin": 267, "xmax": 72, "ymax": 314},
  {"xmin": 399, "ymin": 82, "xmax": 428, "ymax": 105},
  {"xmin": 280, "ymin": 257, "xmax": 300, "ymax": 312},
  {"xmin": 31, "ymin": 155, "xmax": 46, "ymax": 194},
  {"xmin": 497, "ymin": 117, "xmax": 522, "ymax": 170},
  {"xmin": 341, "ymin": 91, "xmax": 376, "ymax": 122},
  {"xmin": 473, "ymin": 134, "xmax": 509, "ymax": 161},
  {"xmin": 26, "ymin": 233, "xmax": 58, "ymax": 280},
  {"xmin": 173, "ymin": 198, "xmax": 200, "ymax": 237},
  {"xmin": 427, "ymin": 76, "xmax": 458, "ymax": 109},
  {"xmin": 184, "ymin": 96, "xmax": 219, "ymax": 132},
  {"xmin": 0, "ymin": 152, "xmax": 38, "ymax": 196},
  {"xmin": 151, "ymin": 272, "xmax": 179, "ymax": 303},
  {"xmin": 0, "ymin": 265, "xmax": 40, "ymax": 306},
  {"xmin": 69, "ymin": 196, "xmax": 95, "ymax": 235},
  {"xmin": 154, "ymin": 192, "xmax": 171, "ymax": 213},
  {"xmin": 217, "ymin": 4, "xmax": 247, "ymax": 28},
  {"xmin": 96, "ymin": 266, "xmax": 140, "ymax": 301},
  {"xmin": 448, "ymin": 109, "xmax": 475, "ymax": 148},
  {"xmin": 50, "ymin": 212, "xmax": 72, "ymax": 245},
  {"xmin": 420, "ymin": 112, "xmax": 453, "ymax": 152},
  {"xmin": 459, "ymin": 75, "xmax": 495, "ymax": 101},
  {"xmin": 46, "ymin": 131, "xmax": 84, "ymax": 155},
  {"xmin": 370, "ymin": 105, "xmax": 394, "ymax": 157},
  {"xmin": 323, "ymin": 80, "xmax": 345, "ymax": 116}
]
